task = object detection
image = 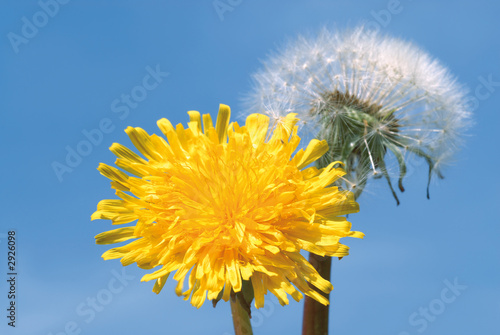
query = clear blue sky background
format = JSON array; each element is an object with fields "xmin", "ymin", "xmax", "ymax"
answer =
[{"xmin": 1, "ymin": 1, "xmax": 499, "ymax": 334}]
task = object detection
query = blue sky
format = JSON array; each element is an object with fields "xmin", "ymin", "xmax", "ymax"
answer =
[{"xmin": 1, "ymin": 1, "xmax": 499, "ymax": 334}]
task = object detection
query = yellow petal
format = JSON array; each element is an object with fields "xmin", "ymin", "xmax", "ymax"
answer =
[
  {"xmin": 95, "ymin": 227, "xmax": 136, "ymax": 245},
  {"xmin": 202, "ymin": 113, "xmax": 213, "ymax": 134},
  {"xmin": 152, "ymin": 274, "xmax": 170, "ymax": 294},
  {"xmin": 141, "ymin": 266, "xmax": 170, "ymax": 282},
  {"xmin": 292, "ymin": 139, "xmax": 329, "ymax": 169},
  {"xmin": 215, "ymin": 104, "xmax": 231, "ymax": 143},
  {"xmin": 187, "ymin": 111, "xmax": 202, "ymax": 133},
  {"xmin": 245, "ymin": 113, "xmax": 270, "ymax": 145},
  {"xmin": 125, "ymin": 127, "xmax": 162, "ymax": 161},
  {"xmin": 110, "ymin": 143, "xmax": 146, "ymax": 164},
  {"xmin": 157, "ymin": 118, "xmax": 175, "ymax": 137}
]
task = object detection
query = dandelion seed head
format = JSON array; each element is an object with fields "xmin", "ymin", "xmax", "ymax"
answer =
[{"xmin": 245, "ymin": 26, "xmax": 472, "ymax": 203}]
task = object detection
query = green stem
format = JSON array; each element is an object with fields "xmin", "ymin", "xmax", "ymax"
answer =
[
  {"xmin": 230, "ymin": 293, "xmax": 253, "ymax": 335},
  {"xmin": 302, "ymin": 254, "xmax": 332, "ymax": 335}
]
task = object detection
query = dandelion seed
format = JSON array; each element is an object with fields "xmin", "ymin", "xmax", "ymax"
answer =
[
  {"xmin": 246, "ymin": 26, "xmax": 472, "ymax": 203},
  {"xmin": 92, "ymin": 104, "xmax": 363, "ymax": 308}
]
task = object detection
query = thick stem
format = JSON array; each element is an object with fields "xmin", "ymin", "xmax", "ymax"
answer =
[
  {"xmin": 302, "ymin": 254, "xmax": 332, "ymax": 335},
  {"xmin": 230, "ymin": 294, "xmax": 253, "ymax": 335}
]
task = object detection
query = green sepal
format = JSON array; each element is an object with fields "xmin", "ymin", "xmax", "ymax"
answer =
[
  {"xmin": 385, "ymin": 141, "xmax": 407, "ymax": 192},
  {"xmin": 377, "ymin": 157, "xmax": 400, "ymax": 205},
  {"xmin": 211, "ymin": 290, "xmax": 224, "ymax": 308},
  {"xmin": 405, "ymin": 146, "xmax": 438, "ymax": 199},
  {"xmin": 236, "ymin": 279, "xmax": 254, "ymax": 318}
]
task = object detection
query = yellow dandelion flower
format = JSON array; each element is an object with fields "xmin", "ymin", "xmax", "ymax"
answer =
[{"xmin": 92, "ymin": 104, "xmax": 363, "ymax": 308}]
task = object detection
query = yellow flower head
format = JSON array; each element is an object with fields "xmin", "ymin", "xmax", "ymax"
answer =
[{"xmin": 92, "ymin": 104, "xmax": 363, "ymax": 308}]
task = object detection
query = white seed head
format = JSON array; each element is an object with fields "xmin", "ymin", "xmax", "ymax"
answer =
[{"xmin": 245, "ymin": 26, "xmax": 472, "ymax": 203}]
